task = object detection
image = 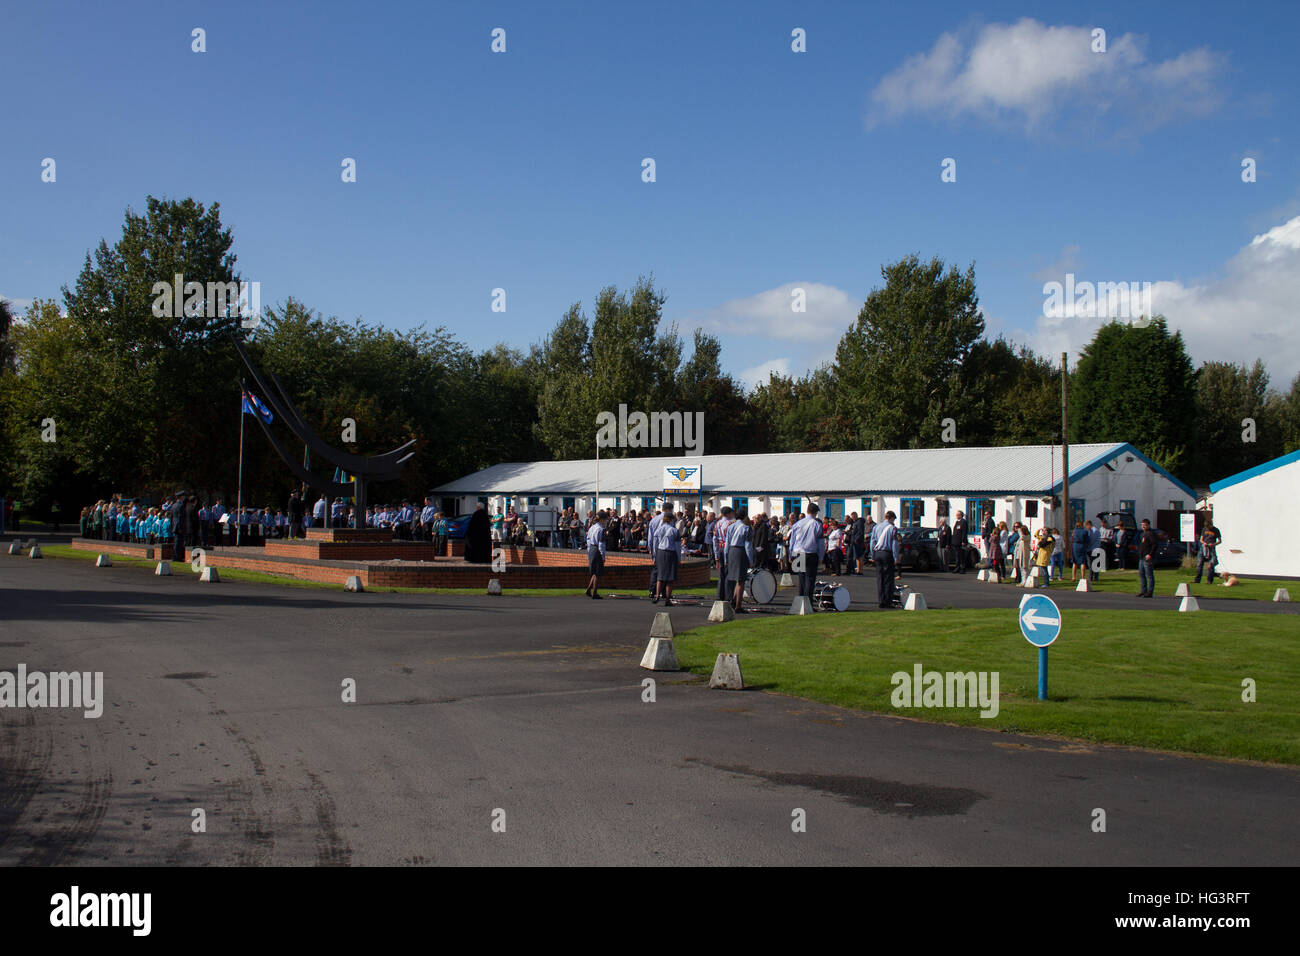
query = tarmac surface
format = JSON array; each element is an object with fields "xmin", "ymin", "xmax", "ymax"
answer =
[{"xmin": 1, "ymin": 553, "xmax": 1296, "ymax": 865}]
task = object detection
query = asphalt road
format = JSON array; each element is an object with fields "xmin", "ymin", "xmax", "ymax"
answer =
[{"xmin": 1, "ymin": 555, "xmax": 1296, "ymax": 866}]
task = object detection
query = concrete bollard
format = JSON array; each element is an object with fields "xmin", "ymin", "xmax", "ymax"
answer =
[
  {"xmin": 904, "ymin": 592, "xmax": 927, "ymax": 610},
  {"xmin": 640, "ymin": 637, "xmax": 679, "ymax": 671},
  {"xmin": 708, "ymin": 653, "xmax": 744, "ymax": 689},
  {"xmin": 650, "ymin": 612, "xmax": 674, "ymax": 638},
  {"xmin": 8, "ymin": 540, "xmax": 20, "ymax": 555},
  {"xmin": 486, "ymin": 578, "xmax": 502, "ymax": 595},
  {"xmin": 96, "ymin": 554, "xmax": 112, "ymax": 567},
  {"xmin": 779, "ymin": 573, "xmax": 794, "ymax": 587},
  {"xmin": 345, "ymin": 575, "xmax": 364, "ymax": 592},
  {"xmin": 199, "ymin": 566, "xmax": 219, "ymax": 582},
  {"xmin": 788, "ymin": 596, "xmax": 813, "ymax": 615},
  {"xmin": 976, "ymin": 569, "xmax": 989, "ymax": 581},
  {"xmin": 1076, "ymin": 579, "xmax": 1092, "ymax": 592},
  {"xmin": 707, "ymin": 601, "xmax": 735, "ymax": 622},
  {"xmin": 1174, "ymin": 582, "xmax": 1190, "ymax": 597},
  {"xmin": 1178, "ymin": 596, "xmax": 1199, "ymax": 612},
  {"xmin": 29, "ymin": 544, "xmax": 42, "ymax": 559},
  {"xmin": 155, "ymin": 561, "xmax": 172, "ymax": 576},
  {"xmin": 1274, "ymin": 588, "xmax": 1292, "ymax": 602},
  {"xmin": 986, "ymin": 572, "xmax": 1000, "ymax": 584}
]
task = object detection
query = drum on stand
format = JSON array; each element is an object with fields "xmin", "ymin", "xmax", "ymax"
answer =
[
  {"xmin": 814, "ymin": 580, "xmax": 850, "ymax": 611},
  {"xmin": 744, "ymin": 567, "xmax": 777, "ymax": 604}
]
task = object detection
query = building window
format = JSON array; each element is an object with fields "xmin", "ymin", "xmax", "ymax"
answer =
[
  {"xmin": 1070, "ymin": 499, "xmax": 1086, "ymax": 526},
  {"xmin": 900, "ymin": 498, "xmax": 924, "ymax": 529},
  {"xmin": 783, "ymin": 496, "xmax": 802, "ymax": 515},
  {"xmin": 966, "ymin": 498, "xmax": 993, "ymax": 524},
  {"xmin": 732, "ymin": 496, "xmax": 749, "ymax": 515},
  {"xmin": 1119, "ymin": 499, "xmax": 1135, "ymax": 514},
  {"xmin": 1169, "ymin": 500, "xmax": 1184, "ymax": 512},
  {"xmin": 642, "ymin": 496, "xmax": 657, "ymax": 512},
  {"xmin": 503, "ymin": 496, "xmax": 513, "ymax": 512},
  {"xmin": 527, "ymin": 496, "xmax": 540, "ymax": 507},
  {"xmin": 861, "ymin": 497, "xmax": 874, "ymax": 520},
  {"xmin": 562, "ymin": 497, "xmax": 575, "ymax": 511},
  {"xmin": 825, "ymin": 498, "xmax": 845, "ymax": 521},
  {"xmin": 477, "ymin": 496, "xmax": 488, "ymax": 507}
]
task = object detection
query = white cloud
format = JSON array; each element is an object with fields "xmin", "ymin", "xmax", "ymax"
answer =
[
  {"xmin": 0, "ymin": 294, "xmax": 34, "ymax": 312},
  {"xmin": 687, "ymin": 282, "xmax": 860, "ymax": 342},
  {"xmin": 868, "ymin": 18, "xmax": 1222, "ymax": 131},
  {"xmin": 737, "ymin": 358, "xmax": 791, "ymax": 391},
  {"xmin": 1025, "ymin": 215, "xmax": 1300, "ymax": 384}
]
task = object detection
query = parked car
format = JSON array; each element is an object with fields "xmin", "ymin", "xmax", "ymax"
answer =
[
  {"xmin": 1095, "ymin": 511, "xmax": 1184, "ymax": 568},
  {"xmin": 896, "ymin": 527, "xmax": 977, "ymax": 571}
]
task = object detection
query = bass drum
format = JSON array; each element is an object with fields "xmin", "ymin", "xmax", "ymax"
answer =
[
  {"xmin": 814, "ymin": 580, "xmax": 851, "ymax": 612},
  {"xmin": 744, "ymin": 567, "xmax": 777, "ymax": 604}
]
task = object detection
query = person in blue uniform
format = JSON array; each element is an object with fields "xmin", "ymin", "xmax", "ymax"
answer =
[
  {"xmin": 653, "ymin": 512, "xmax": 684, "ymax": 606},
  {"xmin": 647, "ymin": 505, "xmax": 667, "ymax": 601},
  {"xmin": 585, "ymin": 510, "xmax": 608, "ymax": 599},
  {"xmin": 871, "ymin": 510, "xmax": 901, "ymax": 608},
  {"xmin": 789, "ymin": 504, "xmax": 824, "ymax": 601},
  {"xmin": 726, "ymin": 511, "xmax": 754, "ymax": 613}
]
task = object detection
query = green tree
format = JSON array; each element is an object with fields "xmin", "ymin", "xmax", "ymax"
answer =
[
  {"xmin": 834, "ymin": 255, "xmax": 985, "ymax": 448},
  {"xmin": 1069, "ymin": 317, "xmax": 1196, "ymax": 475},
  {"xmin": 1189, "ymin": 360, "xmax": 1280, "ymax": 485},
  {"xmin": 534, "ymin": 278, "xmax": 683, "ymax": 459},
  {"xmin": 747, "ymin": 367, "xmax": 846, "ymax": 452}
]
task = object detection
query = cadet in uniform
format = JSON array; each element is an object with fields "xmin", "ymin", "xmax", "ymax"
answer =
[
  {"xmin": 789, "ymin": 504, "xmax": 824, "ymax": 601},
  {"xmin": 585, "ymin": 510, "xmax": 608, "ymax": 600},
  {"xmin": 725, "ymin": 510, "xmax": 754, "ymax": 613}
]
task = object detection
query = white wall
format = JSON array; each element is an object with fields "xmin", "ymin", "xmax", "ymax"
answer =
[{"xmin": 1210, "ymin": 459, "xmax": 1299, "ymax": 577}]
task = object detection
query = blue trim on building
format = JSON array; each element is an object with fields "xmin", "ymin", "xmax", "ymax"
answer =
[
  {"xmin": 1209, "ymin": 448, "xmax": 1300, "ymax": 493},
  {"xmin": 1048, "ymin": 443, "xmax": 1195, "ymax": 499}
]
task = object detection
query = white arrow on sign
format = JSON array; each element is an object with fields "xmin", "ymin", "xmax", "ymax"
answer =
[{"xmin": 1022, "ymin": 606, "xmax": 1060, "ymax": 631}]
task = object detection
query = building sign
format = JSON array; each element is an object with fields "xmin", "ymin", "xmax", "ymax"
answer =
[{"xmin": 663, "ymin": 463, "xmax": 702, "ymax": 493}]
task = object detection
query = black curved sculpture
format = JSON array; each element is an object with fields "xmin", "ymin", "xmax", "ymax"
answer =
[{"xmin": 232, "ymin": 335, "xmax": 416, "ymax": 526}]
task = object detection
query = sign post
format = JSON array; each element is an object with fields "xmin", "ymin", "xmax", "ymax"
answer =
[
  {"xmin": 1019, "ymin": 594, "xmax": 1062, "ymax": 701},
  {"xmin": 1180, "ymin": 512, "xmax": 1196, "ymax": 559}
]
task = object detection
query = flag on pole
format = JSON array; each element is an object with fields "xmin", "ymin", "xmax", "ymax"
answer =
[{"xmin": 241, "ymin": 390, "xmax": 273, "ymax": 424}]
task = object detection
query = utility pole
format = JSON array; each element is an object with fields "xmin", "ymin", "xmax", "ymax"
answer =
[{"xmin": 1060, "ymin": 352, "xmax": 1070, "ymax": 533}]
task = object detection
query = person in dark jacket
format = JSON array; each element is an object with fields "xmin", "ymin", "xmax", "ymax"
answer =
[
  {"xmin": 1137, "ymin": 518, "xmax": 1159, "ymax": 597},
  {"xmin": 937, "ymin": 518, "xmax": 952, "ymax": 571},
  {"xmin": 465, "ymin": 504, "xmax": 492, "ymax": 563},
  {"xmin": 952, "ymin": 511, "xmax": 969, "ymax": 573},
  {"xmin": 751, "ymin": 511, "xmax": 771, "ymax": 572}
]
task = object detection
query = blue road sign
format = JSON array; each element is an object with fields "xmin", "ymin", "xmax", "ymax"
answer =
[{"xmin": 1019, "ymin": 594, "xmax": 1062, "ymax": 647}]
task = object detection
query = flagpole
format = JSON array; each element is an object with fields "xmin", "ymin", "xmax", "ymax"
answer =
[{"xmin": 236, "ymin": 377, "xmax": 246, "ymax": 547}]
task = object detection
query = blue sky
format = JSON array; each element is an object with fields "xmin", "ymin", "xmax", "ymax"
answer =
[{"xmin": 4, "ymin": 0, "xmax": 1299, "ymax": 387}]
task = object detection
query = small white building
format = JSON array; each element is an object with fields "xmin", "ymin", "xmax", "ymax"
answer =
[
  {"xmin": 1207, "ymin": 448, "xmax": 1300, "ymax": 578},
  {"xmin": 433, "ymin": 441, "xmax": 1194, "ymax": 537}
]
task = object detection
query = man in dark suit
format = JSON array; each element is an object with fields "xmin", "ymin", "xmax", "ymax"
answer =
[
  {"xmin": 288, "ymin": 491, "xmax": 305, "ymax": 539},
  {"xmin": 952, "ymin": 511, "xmax": 968, "ymax": 573},
  {"xmin": 847, "ymin": 512, "xmax": 866, "ymax": 574}
]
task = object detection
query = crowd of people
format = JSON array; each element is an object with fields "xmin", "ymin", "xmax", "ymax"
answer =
[{"xmin": 78, "ymin": 491, "xmax": 456, "ymax": 555}]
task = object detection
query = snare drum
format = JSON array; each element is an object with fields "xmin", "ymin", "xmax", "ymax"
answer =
[
  {"xmin": 814, "ymin": 580, "xmax": 850, "ymax": 612},
  {"xmin": 744, "ymin": 567, "xmax": 777, "ymax": 604}
]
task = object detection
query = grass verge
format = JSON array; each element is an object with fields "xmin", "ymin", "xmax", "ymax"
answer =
[{"xmin": 674, "ymin": 608, "xmax": 1300, "ymax": 764}]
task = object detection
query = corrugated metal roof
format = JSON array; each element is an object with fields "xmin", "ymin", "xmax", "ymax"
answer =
[{"xmin": 432, "ymin": 443, "xmax": 1131, "ymax": 496}]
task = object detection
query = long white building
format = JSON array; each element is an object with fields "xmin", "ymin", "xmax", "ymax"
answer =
[
  {"xmin": 433, "ymin": 442, "xmax": 1196, "ymax": 534},
  {"xmin": 1207, "ymin": 448, "xmax": 1300, "ymax": 578}
]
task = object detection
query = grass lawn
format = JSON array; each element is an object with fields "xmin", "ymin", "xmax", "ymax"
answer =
[
  {"xmin": 673, "ymin": 608, "xmax": 1300, "ymax": 764},
  {"xmin": 999, "ymin": 565, "xmax": 1295, "ymax": 601},
  {"xmin": 37, "ymin": 544, "xmax": 718, "ymax": 597}
]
